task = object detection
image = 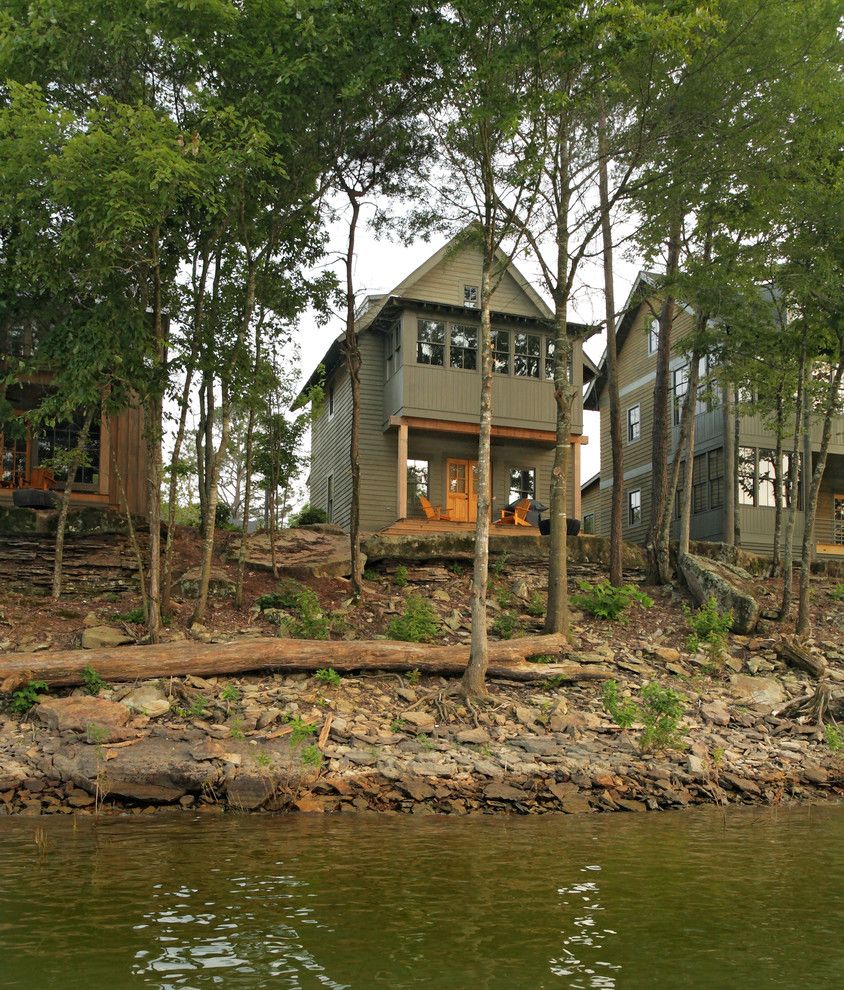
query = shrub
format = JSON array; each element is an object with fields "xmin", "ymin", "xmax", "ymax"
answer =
[
  {"xmin": 601, "ymin": 679, "xmax": 639, "ymax": 729},
  {"xmin": 394, "ymin": 564, "xmax": 409, "ymax": 588},
  {"xmin": 684, "ymin": 596, "xmax": 733, "ymax": 653},
  {"xmin": 288, "ymin": 716, "xmax": 318, "ymax": 745},
  {"xmin": 301, "ymin": 744, "xmax": 323, "ymax": 767},
  {"xmin": 10, "ymin": 679, "xmax": 48, "ymax": 714},
  {"xmin": 315, "ymin": 667, "xmax": 341, "ymax": 687},
  {"xmin": 82, "ymin": 666, "xmax": 107, "ymax": 696},
  {"xmin": 219, "ymin": 684, "xmax": 240, "ymax": 703},
  {"xmin": 215, "ymin": 501, "xmax": 232, "ymax": 527},
  {"xmin": 256, "ymin": 579, "xmax": 306, "ymax": 611},
  {"xmin": 825, "ymin": 724, "xmax": 843, "ymax": 752},
  {"xmin": 490, "ymin": 552, "xmax": 509, "ymax": 579},
  {"xmin": 601, "ymin": 679, "xmax": 686, "ymax": 752},
  {"xmin": 114, "ymin": 606, "xmax": 146, "ymax": 624},
  {"xmin": 291, "ymin": 504, "xmax": 328, "ymax": 527},
  {"xmin": 829, "ymin": 585, "xmax": 844, "ymax": 602},
  {"xmin": 525, "ymin": 592, "xmax": 545, "ymax": 618},
  {"xmin": 288, "ymin": 588, "xmax": 330, "ymax": 639},
  {"xmin": 492, "ymin": 611, "xmax": 522, "ymax": 640},
  {"xmin": 387, "ymin": 595, "xmax": 440, "ymax": 643},
  {"xmin": 572, "ymin": 579, "xmax": 654, "ymax": 621}
]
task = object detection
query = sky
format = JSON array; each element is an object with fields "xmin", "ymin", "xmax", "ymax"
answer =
[{"xmin": 293, "ymin": 209, "xmax": 648, "ymax": 484}]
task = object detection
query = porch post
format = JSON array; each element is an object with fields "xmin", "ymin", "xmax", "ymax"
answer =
[
  {"xmin": 397, "ymin": 419, "xmax": 408, "ymax": 520},
  {"xmin": 572, "ymin": 439, "xmax": 582, "ymax": 519}
]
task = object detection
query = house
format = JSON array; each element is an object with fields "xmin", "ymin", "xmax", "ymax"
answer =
[
  {"xmin": 297, "ymin": 233, "xmax": 598, "ymax": 534},
  {"xmin": 583, "ymin": 273, "xmax": 844, "ymax": 558},
  {"xmin": 0, "ymin": 328, "xmax": 147, "ymax": 517}
]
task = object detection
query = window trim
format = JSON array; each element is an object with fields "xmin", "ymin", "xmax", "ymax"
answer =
[
  {"xmin": 628, "ymin": 489, "xmax": 642, "ymax": 527},
  {"xmin": 583, "ymin": 512, "xmax": 595, "ymax": 535},
  {"xmin": 648, "ymin": 318, "xmax": 659, "ymax": 355},
  {"xmin": 416, "ymin": 318, "xmax": 446, "ymax": 366},
  {"xmin": 448, "ymin": 322, "xmax": 478, "ymax": 372},
  {"xmin": 626, "ymin": 404, "xmax": 641, "ymax": 444},
  {"xmin": 463, "ymin": 284, "xmax": 479, "ymax": 309},
  {"xmin": 507, "ymin": 466, "xmax": 537, "ymax": 504}
]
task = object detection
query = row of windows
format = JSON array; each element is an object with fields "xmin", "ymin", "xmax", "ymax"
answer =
[
  {"xmin": 0, "ymin": 415, "xmax": 102, "ymax": 487},
  {"xmin": 673, "ymin": 447, "xmax": 725, "ymax": 518},
  {"xmin": 739, "ymin": 447, "xmax": 802, "ymax": 508},
  {"xmin": 416, "ymin": 320, "xmax": 571, "ymax": 381}
]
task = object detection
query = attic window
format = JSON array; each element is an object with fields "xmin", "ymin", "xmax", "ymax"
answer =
[
  {"xmin": 464, "ymin": 285, "xmax": 479, "ymax": 309},
  {"xmin": 648, "ymin": 319, "xmax": 659, "ymax": 354}
]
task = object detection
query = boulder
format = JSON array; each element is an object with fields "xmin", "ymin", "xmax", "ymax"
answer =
[
  {"xmin": 729, "ymin": 674, "xmax": 786, "ymax": 707},
  {"xmin": 231, "ymin": 526, "xmax": 362, "ymax": 580},
  {"xmin": 34, "ymin": 696, "xmax": 131, "ymax": 735},
  {"xmin": 175, "ymin": 567, "xmax": 234, "ymax": 599},
  {"xmin": 81, "ymin": 625, "xmax": 134, "ymax": 649},
  {"xmin": 678, "ymin": 552, "xmax": 761, "ymax": 634},
  {"xmin": 119, "ymin": 682, "xmax": 170, "ymax": 718}
]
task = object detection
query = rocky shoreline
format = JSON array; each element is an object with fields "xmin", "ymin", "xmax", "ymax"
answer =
[{"xmin": 2, "ymin": 635, "xmax": 842, "ymax": 817}]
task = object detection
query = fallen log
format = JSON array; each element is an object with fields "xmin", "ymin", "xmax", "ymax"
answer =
[
  {"xmin": 0, "ymin": 633, "xmax": 611, "ymax": 690},
  {"xmin": 777, "ymin": 636, "xmax": 827, "ymax": 679}
]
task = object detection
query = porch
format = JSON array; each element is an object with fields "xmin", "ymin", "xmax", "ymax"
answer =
[
  {"xmin": 382, "ymin": 518, "xmax": 544, "ymax": 538},
  {"xmin": 815, "ymin": 452, "xmax": 844, "ymax": 557}
]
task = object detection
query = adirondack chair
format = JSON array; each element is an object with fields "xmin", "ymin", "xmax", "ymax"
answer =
[
  {"xmin": 418, "ymin": 494, "xmax": 453, "ymax": 521},
  {"xmin": 496, "ymin": 497, "xmax": 533, "ymax": 527}
]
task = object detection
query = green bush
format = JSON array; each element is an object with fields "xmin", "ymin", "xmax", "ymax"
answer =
[
  {"xmin": 394, "ymin": 564, "xmax": 409, "ymax": 588},
  {"xmin": 301, "ymin": 744, "xmax": 323, "ymax": 767},
  {"xmin": 684, "ymin": 596, "xmax": 733, "ymax": 653},
  {"xmin": 288, "ymin": 588, "xmax": 330, "ymax": 640},
  {"xmin": 387, "ymin": 595, "xmax": 440, "ymax": 643},
  {"xmin": 288, "ymin": 715, "xmax": 318, "ymax": 746},
  {"xmin": 82, "ymin": 666, "xmax": 107, "ymax": 696},
  {"xmin": 291, "ymin": 504, "xmax": 328, "ymax": 527},
  {"xmin": 10, "ymin": 680, "xmax": 48, "ymax": 714},
  {"xmin": 825, "ymin": 724, "xmax": 843, "ymax": 751},
  {"xmin": 114, "ymin": 606, "xmax": 146, "ymax": 624},
  {"xmin": 525, "ymin": 592, "xmax": 545, "ymax": 618},
  {"xmin": 492, "ymin": 611, "xmax": 522, "ymax": 640},
  {"xmin": 315, "ymin": 667, "xmax": 341, "ymax": 687},
  {"xmin": 829, "ymin": 585, "xmax": 844, "ymax": 602},
  {"xmin": 601, "ymin": 679, "xmax": 686, "ymax": 752},
  {"xmin": 490, "ymin": 552, "xmax": 509, "ymax": 579},
  {"xmin": 601, "ymin": 679, "xmax": 639, "ymax": 728},
  {"xmin": 572, "ymin": 579, "xmax": 654, "ymax": 621},
  {"xmin": 256, "ymin": 579, "xmax": 306, "ymax": 611}
]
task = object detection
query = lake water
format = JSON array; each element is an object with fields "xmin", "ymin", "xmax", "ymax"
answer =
[{"xmin": 0, "ymin": 805, "xmax": 842, "ymax": 989}]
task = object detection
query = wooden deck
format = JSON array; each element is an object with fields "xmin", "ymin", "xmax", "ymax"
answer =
[{"xmin": 381, "ymin": 518, "xmax": 543, "ymax": 538}]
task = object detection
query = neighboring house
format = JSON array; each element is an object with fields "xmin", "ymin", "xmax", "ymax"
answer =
[
  {"xmin": 0, "ymin": 330, "xmax": 147, "ymax": 517},
  {"xmin": 297, "ymin": 233, "xmax": 598, "ymax": 534},
  {"xmin": 584, "ymin": 273, "xmax": 844, "ymax": 558}
]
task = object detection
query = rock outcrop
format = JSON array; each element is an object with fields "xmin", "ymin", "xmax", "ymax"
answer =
[{"xmin": 678, "ymin": 552, "xmax": 761, "ymax": 634}]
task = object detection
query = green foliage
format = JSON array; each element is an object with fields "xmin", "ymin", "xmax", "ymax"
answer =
[
  {"xmin": 82, "ymin": 666, "xmax": 107, "ymax": 696},
  {"xmin": 315, "ymin": 667, "xmax": 341, "ymax": 687},
  {"xmin": 495, "ymin": 587, "xmax": 514, "ymax": 609},
  {"xmin": 291, "ymin": 504, "xmax": 328, "ymax": 527},
  {"xmin": 684, "ymin": 596, "xmax": 733, "ymax": 653},
  {"xmin": 416, "ymin": 733, "xmax": 435, "ymax": 752},
  {"xmin": 256, "ymin": 580, "xmax": 306, "ymax": 611},
  {"xmin": 829, "ymin": 585, "xmax": 844, "ymax": 602},
  {"xmin": 219, "ymin": 684, "xmax": 240, "ymax": 704},
  {"xmin": 394, "ymin": 564, "xmax": 409, "ymax": 588},
  {"xmin": 490, "ymin": 552, "xmax": 509, "ymax": 579},
  {"xmin": 390, "ymin": 717, "xmax": 405, "ymax": 733},
  {"xmin": 255, "ymin": 751, "xmax": 273, "ymax": 768},
  {"xmin": 288, "ymin": 588, "xmax": 330, "ymax": 640},
  {"xmin": 492, "ymin": 611, "xmax": 522, "ymax": 640},
  {"xmin": 363, "ymin": 568, "xmax": 380, "ymax": 582},
  {"xmin": 387, "ymin": 595, "xmax": 440, "ymax": 643},
  {"xmin": 301, "ymin": 744, "xmax": 323, "ymax": 768},
  {"xmin": 602, "ymin": 680, "xmax": 686, "ymax": 752},
  {"xmin": 825, "ymin": 724, "xmax": 843, "ymax": 752},
  {"xmin": 528, "ymin": 654, "xmax": 557, "ymax": 665},
  {"xmin": 229, "ymin": 717, "xmax": 245, "ymax": 741},
  {"xmin": 602, "ymin": 680, "xmax": 639, "ymax": 729},
  {"xmin": 85, "ymin": 724, "xmax": 109, "ymax": 745},
  {"xmin": 288, "ymin": 716, "xmax": 318, "ymax": 746},
  {"xmin": 572, "ymin": 580, "xmax": 654, "ymax": 621},
  {"xmin": 114, "ymin": 607, "xmax": 146, "ymax": 624},
  {"xmin": 525, "ymin": 592, "xmax": 545, "ymax": 618},
  {"xmin": 406, "ymin": 669, "xmax": 422, "ymax": 685},
  {"xmin": 10, "ymin": 680, "xmax": 48, "ymax": 714},
  {"xmin": 449, "ymin": 562, "xmax": 465, "ymax": 577},
  {"xmin": 215, "ymin": 501, "xmax": 232, "ymax": 527}
]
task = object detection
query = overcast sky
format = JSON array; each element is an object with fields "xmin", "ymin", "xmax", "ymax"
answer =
[{"xmin": 294, "ymin": 208, "xmax": 648, "ymax": 483}]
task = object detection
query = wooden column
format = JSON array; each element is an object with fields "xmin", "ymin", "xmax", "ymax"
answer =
[
  {"xmin": 572, "ymin": 440, "xmax": 582, "ymax": 519},
  {"xmin": 396, "ymin": 420, "xmax": 408, "ymax": 520}
]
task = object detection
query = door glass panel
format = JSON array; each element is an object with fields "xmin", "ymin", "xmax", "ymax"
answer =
[{"xmin": 449, "ymin": 463, "xmax": 467, "ymax": 494}]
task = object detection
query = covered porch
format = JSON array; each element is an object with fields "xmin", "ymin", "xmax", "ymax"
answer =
[{"xmin": 815, "ymin": 452, "xmax": 844, "ymax": 557}]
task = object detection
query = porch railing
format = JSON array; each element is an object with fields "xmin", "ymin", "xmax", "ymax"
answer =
[{"xmin": 815, "ymin": 518, "xmax": 844, "ymax": 553}]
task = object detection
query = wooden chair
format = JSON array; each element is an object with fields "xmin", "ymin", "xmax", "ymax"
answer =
[
  {"xmin": 30, "ymin": 468, "xmax": 55, "ymax": 491},
  {"xmin": 418, "ymin": 494, "xmax": 453, "ymax": 521},
  {"xmin": 496, "ymin": 497, "xmax": 533, "ymax": 527}
]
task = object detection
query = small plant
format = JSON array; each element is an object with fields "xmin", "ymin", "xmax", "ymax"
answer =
[
  {"xmin": 525, "ymin": 592, "xmax": 545, "ymax": 618},
  {"xmin": 255, "ymin": 751, "xmax": 273, "ymax": 768},
  {"xmin": 495, "ymin": 586, "xmax": 515, "ymax": 610},
  {"xmin": 416, "ymin": 733, "xmax": 435, "ymax": 752},
  {"xmin": 406, "ymin": 668, "xmax": 421, "ymax": 685},
  {"xmin": 572, "ymin": 580, "xmax": 654, "ymax": 621},
  {"xmin": 492, "ymin": 611, "xmax": 522, "ymax": 640},
  {"xmin": 10, "ymin": 680, "xmax": 48, "ymax": 714},
  {"xmin": 82, "ymin": 666, "xmax": 107, "ymax": 696},
  {"xmin": 449, "ymin": 562, "xmax": 465, "ymax": 577},
  {"xmin": 394, "ymin": 564, "xmax": 409, "ymax": 588},
  {"xmin": 288, "ymin": 716, "xmax": 318, "ymax": 746},
  {"xmin": 390, "ymin": 717, "xmax": 405, "ymax": 733},
  {"xmin": 828, "ymin": 585, "xmax": 844, "ymax": 602},
  {"xmin": 711, "ymin": 746, "xmax": 725, "ymax": 768},
  {"xmin": 229, "ymin": 717, "xmax": 245, "ymax": 740},
  {"xmin": 290, "ymin": 588, "xmax": 330, "ymax": 640},
  {"xmin": 114, "ymin": 606, "xmax": 146, "ymax": 624},
  {"xmin": 86, "ymin": 723, "xmax": 109, "ymax": 744},
  {"xmin": 490, "ymin": 551, "xmax": 509, "ymax": 579},
  {"xmin": 602, "ymin": 680, "xmax": 639, "ymax": 729},
  {"xmin": 684, "ymin": 596, "xmax": 733, "ymax": 654},
  {"xmin": 189, "ymin": 696, "xmax": 209, "ymax": 719},
  {"xmin": 363, "ymin": 568, "xmax": 380, "ymax": 582},
  {"xmin": 315, "ymin": 667, "xmax": 341, "ymax": 687},
  {"xmin": 387, "ymin": 595, "xmax": 440, "ymax": 643},
  {"xmin": 301, "ymin": 744, "xmax": 323, "ymax": 768},
  {"xmin": 219, "ymin": 684, "xmax": 240, "ymax": 704},
  {"xmin": 825, "ymin": 724, "xmax": 843, "ymax": 752},
  {"xmin": 528, "ymin": 653, "xmax": 557, "ymax": 665},
  {"xmin": 256, "ymin": 579, "xmax": 306, "ymax": 611}
]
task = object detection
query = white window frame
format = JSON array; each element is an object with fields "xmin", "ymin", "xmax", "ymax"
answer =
[
  {"xmin": 628, "ymin": 489, "xmax": 642, "ymax": 526},
  {"xmin": 648, "ymin": 318, "xmax": 659, "ymax": 355},
  {"xmin": 627, "ymin": 404, "xmax": 641, "ymax": 444},
  {"xmin": 463, "ymin": 284, "xmax": 479, "ymax": 309}
]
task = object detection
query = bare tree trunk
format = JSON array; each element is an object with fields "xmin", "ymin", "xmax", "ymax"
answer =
[
  {"xmin": 733, "ymin": 389, "xmax": 742, "ymax": 545},
  {"xmin": 235, "ymin": 318, "xmax": 263, "ymax": 609},
  {"xmin": 145, "ymin": 228, "xmax": 166, "ymax": 644},
  {"xmin": 342, "ymin": 192, "xmax": 364, "ymax": 597},
  {"xmin": 51, "ymin": 407, "xmax": 95, "ymax": 601},
  {"xmin": 779, "ymin": 340, "xmax": 806, "ymax": 620},
  {"xmin": 646, "ymin": 212, "xmax": 681, "ymax": 584},
  {"xmin": 110, "ymin": 433, "xmax": 148, "ymax": 617},
  {"xmin": 797, "ymin": 353, "xmax": 844, "ymax": 638},
  {"xmin": 677, "ymin": 352, "xmax": 702, "ymax": 556},
  {"xmin": 723, "ymin": 384, "xmax": 736, "ymax": 546},
  {"xmin": 770, "ymin": 389, "xmax": 785, "ymax": 577},
  {"xmin": 462, "ymin": 255, "xmax": 494, "ymax": 698},
  {"xmin": 269, "ymin": 485, "xmax": 279, "ymax": 579},
  {"xmin": 598, "ymin": 115, "xmax": 623, "ymax": 586}
]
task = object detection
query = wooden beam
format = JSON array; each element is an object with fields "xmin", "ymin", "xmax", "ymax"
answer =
[
  {"xmin": 389, "ymin": 415, "xmax": 585, "ymax": 446},
  {"xmin": 397, "ymin": 419, "xmax": 408, "ymax": 519},
  {"xmin": 572, "ymin": 441, "xmax": 582, "ymax": 519}
]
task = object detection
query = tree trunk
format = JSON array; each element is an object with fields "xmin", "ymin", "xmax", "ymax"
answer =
[
  {"xmin": 646, "ymin": 212, "xmax": 681, "ymax": 584},
  {"xmin": 109, "ymin": 433, "xmax": 148, "ymax": 617},
  {"xmin": 0, "ymin": 633, "xmax": 589, "ymax": 690},
  {"xmin": 598, "ymin": 115, "xmax": 623, "ymax": 586},
  {"xmin": 145, "ymin": 228, "xmax": 166, "ymax": 643},
  {"xmin": 235, "ymin": 322, "xmax": 263, "ymax": 609},
  {"xmin": 779, "ymin": 340, "xmax": 806, "ymax": 620},
  {"xmin": 770, "ymin": 389, "xmax": 785, "ymax": 576},
  {"xmin": 462, "ymin": 253, "xmax": 495, "ymax": 697},
  {"xmin": 796, "ymin": 353, "xmax": 844, "ymax": 638},
  {"xmin": 733, "ymin": 389, "xmax": 742, "ymax": 545},
  {"xmin": 677, "ymin": 351, "xmax": 703, "ymax": 556},
  {"xmin": 342, "ymin": 193, "xmax": 364, "ymax": 597},
  {"xmin": 51, "ymin": 407, "xmax": 95, "ymax": 601}
]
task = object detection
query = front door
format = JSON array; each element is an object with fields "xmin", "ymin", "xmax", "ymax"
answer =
[
  {"xmin": 834, "ymin": 494, "xmax": 844, "ymax": 546},
  {"xmin": 446, "ymin": 459, "xmax": 479, "ymax": 522}
]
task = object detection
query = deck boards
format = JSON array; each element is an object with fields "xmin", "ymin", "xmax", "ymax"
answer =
[{"xmin": 381, "ymin": 519, "xmax": 542, "ymax": 538}]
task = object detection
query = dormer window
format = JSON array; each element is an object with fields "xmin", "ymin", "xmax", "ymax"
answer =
[
  {"xmin": 648, "ymin": 318, "xmax": 659, "ymax": 354},
  {"xmin": 464, "ymin": 285, "xmax": 479, "ymax": 309}
]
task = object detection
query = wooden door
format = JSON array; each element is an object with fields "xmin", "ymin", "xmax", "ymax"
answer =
[{"xmin": 446, "ymin": 459, "xmax": 481, "ymax": 522}]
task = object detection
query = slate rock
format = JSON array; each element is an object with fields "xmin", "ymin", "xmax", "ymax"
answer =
[{"xmin": 81, "ymin": 625, "xmax": 134, "ymax": 650}]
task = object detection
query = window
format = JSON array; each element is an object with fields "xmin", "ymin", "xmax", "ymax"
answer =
[
  {"xmin": 385, "ymin": 322, "xmax": 401, "ymax": 380},
  {"xmin": 328, "ymin": 385, "xmax": 335, "ymax": 418},
  {"xmin": 464, "ymin": 284, "xmax": 479, "ymax": 309},
  {"xmin": 628, "ymin": 489, "xmax": 642, "ymax": 526},
  {"xmin": 692, "ymin": 453, "xmax": 708, "ymax": 514},
  {"xmin": 508, "ymin": 467, "xmax": 536, "ymax": 503},
  {"xmin": 627, "ymin": 405, "xmax": 641, "ymax": 443},
  {"xmin": 416, "ymin": 319, "xmax": 445, "ymax": 365},
  {"xmin": 493, "ymin": 330, "xmax": 510, "ymax": 374},
  {"xmin": 450, "ymin": 323, "xmax": 478, "ymax": 370},
  {"xmin": 674, "ymin": 460, "xmax": 685, "ymax": 520},
  {"xmin": 696, "ymin": 354, "xmax": 721, "ymax": 413},
  {"xmin": 326, "ymin": 474, "xmax": 334, "ymax": 523},
  {"xmin": 407, "ymin": 459, "xmax": 429, "ymax": 506},
  {"xmin": 648, "ymin": 319, "xmax": 659, "ymax": 355},
  {"xmin": 583, "ymin": 512, "xmax": 595, "ymax": 535},
  {"xmin": 738, "ymin": 446, "xmax": 756, "ymax": 506},
  {"xmin": 757, "ymin": 448, "xmax": 777, "ymax": 508},
  {"xmin": 783, "ymin": 451, "xmax": 802, "ymax": 509},
  {"xmin": 708, "ymin": 447, "xmax": 724, "ymax": 509},
  {"xmin": 672, "ymin": 364, "xmax": 689, "ymax": 425},
  {"xmin": 37, "ymin": 414, "xmax": 101, "ymax": 486},
  {"xmin": 1, "ymin": 426, "xmax": 27, "ymax": 488},
  {"xmin": 514, "ymin": 333, "xmax": 540, "ymax": 378},
  {"xmin": 543, "ymin": 338, "xmax": 573, "ymax": 383}
]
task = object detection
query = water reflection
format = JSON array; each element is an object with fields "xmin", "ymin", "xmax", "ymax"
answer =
[{"xmin": 551, "ymin": 864, "xmax": 621, "ymax": 989}]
